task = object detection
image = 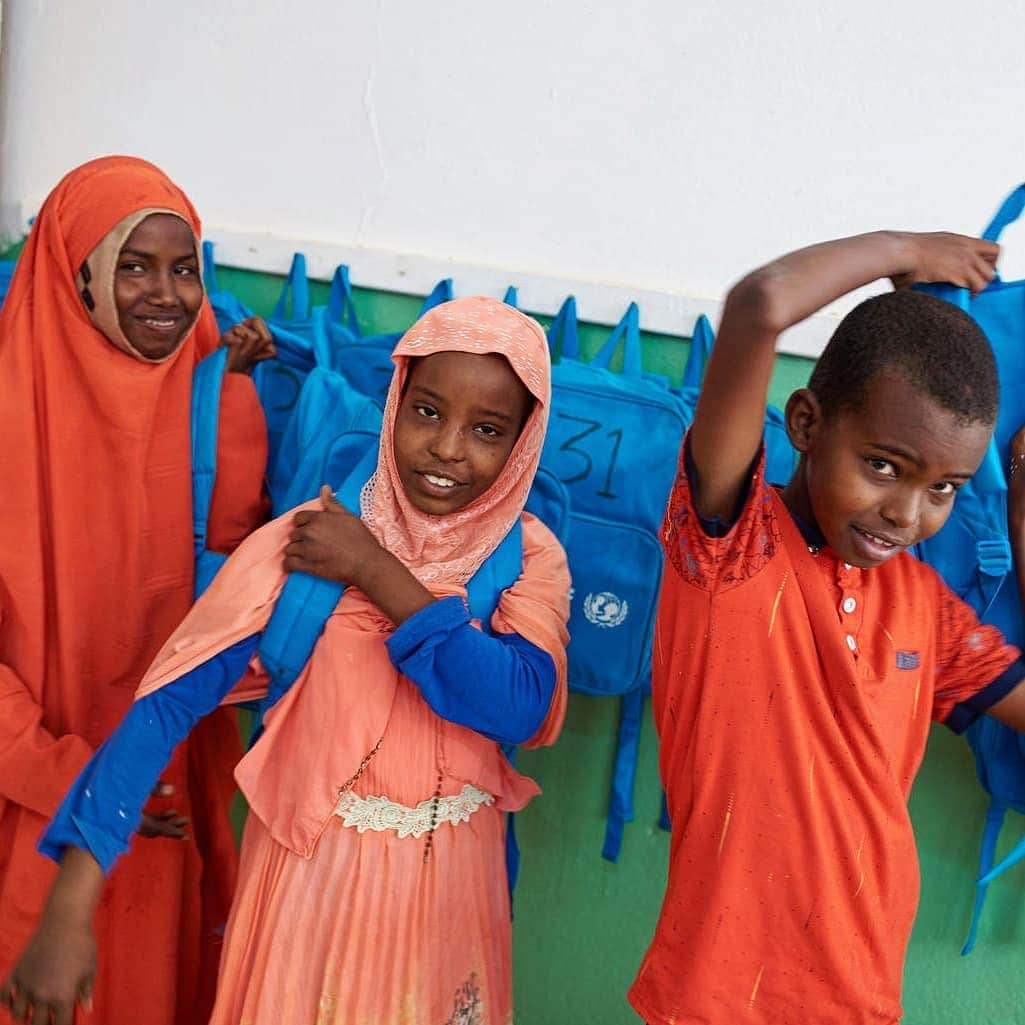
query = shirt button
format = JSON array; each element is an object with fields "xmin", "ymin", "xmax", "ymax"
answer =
[
  {"xmin": 845, "ymin": 634, "xmax": 857, "ymax": 651},
  {"xmin": 842, "ymin": 597, "xmax": 857, "ymax": 614}
]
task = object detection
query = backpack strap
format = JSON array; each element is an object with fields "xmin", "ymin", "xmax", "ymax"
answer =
[
  {"xmin": 601, "ymin": 684, "xmax": 645, "ymax": 862},
  {"xmin": 191, "ymin": 347, "xmax": 230, "ymax": 597},
  {"xmin": 547, "ymin": 296, "xmax": 580, "ymax": 361},
  {"xmin": 590, "ymin": 303, "xmax": 642, "ymax": 379},
  {"xmin": 682, "ymin": 314, "xmax": 715, "ymax": 392},
  {"xmin": 419, "ymin": 278, "xmax": 454, "ymax": 315},
  {"xmin": 963, "ymin": 799, "xmax": 1010, "ymax": 954},
  {"xmin": 326, "ymin": 265, "xmax": 361, "ymax": 337},
  {"xmin": 273, "ymin": 252, "xmax": 311, "ymax": 322}
]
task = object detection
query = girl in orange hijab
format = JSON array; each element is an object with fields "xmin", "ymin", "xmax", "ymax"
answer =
[
  {"xmin": 0, "ymin": 156, "xmax": 270, "ymax": 1025},
  {"xmin": 7, "ymin": 297, "xmax": 570, "ymax": 1025}
]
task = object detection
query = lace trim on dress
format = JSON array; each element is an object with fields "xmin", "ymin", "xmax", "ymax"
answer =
[{"xmin": 333, "ymin": 783, "xmax": 494, "ymax": 839}]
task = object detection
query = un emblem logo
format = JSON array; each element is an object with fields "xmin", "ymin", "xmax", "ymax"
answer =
[{"xmin": 583, "ymin": 591, "xmax": 628, "ymax": 628}]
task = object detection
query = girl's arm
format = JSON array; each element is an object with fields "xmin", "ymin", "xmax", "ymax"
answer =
[
  {"xmin": 0, "ymin": 634, "xmax": 259, "ymax": 1022},
  {"xmin": 386, "ymin": 597, "xmax": 557, "ymax": 745},
  {"xmin": 286, "ymin": 492, "xmax": 569, "ymax": 745},
  {"xmin": 691, "ymin": 231, "xmax": 998, "ymax": 521}
]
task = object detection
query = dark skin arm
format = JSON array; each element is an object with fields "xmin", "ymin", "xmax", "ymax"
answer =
[
  {"xmin": 690, "ymin": 231, "xmax": 999, "ymax": 520},
  {"xmin": 985, "ymin": 425, "xmax": 1025, "ymax": 732},
  {"xmin": 0, "ymin": 780, "xmax": 188, "ymax": 1019},
  {"xmin": 285, "ymin": 486, "xmax": 436, "ymax": 626},
  {"xmin": 222, "ymin": 316, "xmax": 276, "ymax": 375},
  {"xmin": 0, "ymin": 848, "xmax": 102, "ymax": 1024}
]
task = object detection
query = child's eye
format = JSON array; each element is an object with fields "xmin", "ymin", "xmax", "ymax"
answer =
[
  {"xmin": 118, "ymin": 261, "xmax": 145, "ymax": 273},
  {"xmin": 866, "ymin": 457, "xmax": 897, "ymax": 478},
  {"xmin": 475, "ymin": 424, "xmax": 501, "ymax": 438},
  {"xmin": 175, "ymin": 264, "xmax": 198, "ymax": 276},
  {"xmin": 414, "ymin": 404, "xmax": 439, "ymax": 419},
  {"xmin": 930, "ymin": 481, "xmax": 959, "ymax": 497}
]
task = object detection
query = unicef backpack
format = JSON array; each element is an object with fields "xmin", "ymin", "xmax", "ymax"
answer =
[
  {"xmin": 913, "ymin": 182, "xmax": 1025, "ymax": 953},
  {"xmin": 573, "ymin": 308, "xmax": 797, "ymax": 860}
]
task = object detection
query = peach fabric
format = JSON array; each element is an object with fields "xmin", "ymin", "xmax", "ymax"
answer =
[
  {"xmin": 133, "ymin": 298, "xmax": 569, "ymax": 1022},
  {"xmin": 0, "ymin": 157, "xmax": 266, "ymax": 1025}
]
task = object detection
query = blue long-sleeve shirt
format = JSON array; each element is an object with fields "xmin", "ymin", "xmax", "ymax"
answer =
[{"xmin": 41, "ymin": 596, "xmax": 555, "ymax": 873}]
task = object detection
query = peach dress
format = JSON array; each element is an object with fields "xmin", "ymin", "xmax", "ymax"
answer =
[{"xmin": 134, "ymin": 298, "xmax": 570, "ymax": 1024}]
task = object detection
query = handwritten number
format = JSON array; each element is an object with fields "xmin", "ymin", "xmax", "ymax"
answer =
[
  {"xmin": 556, "ymin": 414, "xmax": 622, "ymax": 499},
  {"xmin": 597, "ymin": 428, "xmax": 622, "ymax": 499}
]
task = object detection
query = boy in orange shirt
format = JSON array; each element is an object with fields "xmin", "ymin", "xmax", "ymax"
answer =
[{"xmin": 630, "ymin": 231, "xmax": 1025, "ymax": 1025}]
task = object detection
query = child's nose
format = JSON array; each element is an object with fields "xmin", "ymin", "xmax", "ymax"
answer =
[
  {"xmin": 429, "ymin": 426, "xmax": 466, "ymax": 462},
  {"xmin": 880, "ymin": 490, "xmax": 920, "ymax": 529}
]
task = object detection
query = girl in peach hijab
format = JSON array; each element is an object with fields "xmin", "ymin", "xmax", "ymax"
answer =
[
  {"xmin": 0, "ymin": 156, "xmax": 271, "ymax": 1025},
  {"xmin": 6, "ymin": 296, "xmax": 570, "ymax": 1025}
]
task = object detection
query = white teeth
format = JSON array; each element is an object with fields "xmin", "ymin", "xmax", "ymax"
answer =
[
  {"xmin": 143, "ymin": 318, "xmax": 175, "ymax": 327},
  {"xmin": 423, "ymin": 473, "xmax": 457, "ymax": 488}
]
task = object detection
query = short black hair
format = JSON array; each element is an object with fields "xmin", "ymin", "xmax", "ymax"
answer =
[{"xmin": 808, "ymin": 290, "xmax": 998, "ymax": 426}]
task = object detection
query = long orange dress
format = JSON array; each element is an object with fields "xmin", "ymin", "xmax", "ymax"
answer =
[{"xmin": 0, "ymin": 157, "xmax": 267, "ymax": 1025}]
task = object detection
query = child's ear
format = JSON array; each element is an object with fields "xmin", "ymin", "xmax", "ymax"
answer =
[{"xmin": 784, "ymin": 388, "xmax": 823, "ymax": 454}]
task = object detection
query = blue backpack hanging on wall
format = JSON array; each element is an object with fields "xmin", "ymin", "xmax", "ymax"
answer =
[
  {"xmin": 542, "ymin": 298, "xmax": 687, "ymax": 698},
  {"xmin": 914, "ymin": 182, "xmax": 1025, "ymax": 953},
  {"xmin": 314, "ymin": 265, "xmax": 453, "ymax": 405},
  {"xmin": 202, "ymin": 244, "xmax": 330, "ymax": 479},
  {"xmin": 0, "ymin": 259, "xmax": 17, "ymax": 309},
  {"xmin": 586, "ymin": 309, "xmax": 798, "ymax": 860}
]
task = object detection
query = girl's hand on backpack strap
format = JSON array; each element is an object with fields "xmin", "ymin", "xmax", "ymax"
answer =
[
  {"xmin": 222, "ymin": 317, "xmax": 276, "ymax": 374},
  {"xmin": 286, "ymin": 487, "xmax": 435, "ymax": 625}
]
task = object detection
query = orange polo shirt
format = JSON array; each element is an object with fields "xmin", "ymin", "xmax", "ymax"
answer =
[{"xmin": 629, "ymin": 442, "xmax": 1023, "ymax": 1025}]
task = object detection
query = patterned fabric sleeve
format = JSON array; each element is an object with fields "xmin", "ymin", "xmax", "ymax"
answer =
[
  {"xmin": 661, "ymin": 432, "xmax": 783, "ymax": 592},
  {"xmin": 933, "ymin": 582, "xmax": 1024, "ymax": 731}
]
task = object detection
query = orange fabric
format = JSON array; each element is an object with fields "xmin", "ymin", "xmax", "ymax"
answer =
[
  {"xmin": 0, "ymin": 156, "xmax": 265, "ymax": 1025},
  {"xmin": 629, "ymin": 444, "xmax": 1019, "ymax": 1025}
]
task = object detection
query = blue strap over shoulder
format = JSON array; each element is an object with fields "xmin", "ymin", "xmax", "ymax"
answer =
[{"xmin": 191, "ymin": 346, "xmax": 230, "ymax": 597}]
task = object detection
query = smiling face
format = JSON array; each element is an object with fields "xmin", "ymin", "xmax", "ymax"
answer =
[
  {"xmin": 392, "ymin": 350, "xmax": 533, "ymax": 515},
  {"xmin": 114, "ymin": 213, "xmax": 203, "ymax": 360},
  {"xmin": 782, "ymin": 370, "xmax": 992, "ymax": 568}
]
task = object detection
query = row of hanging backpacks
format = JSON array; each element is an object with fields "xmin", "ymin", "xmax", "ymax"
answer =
[
  {"xmin": 913, "ymin": 182, "xmax": 1025, "ymax": 954},
  {"xmin": 194, "ymin": 245, "xmax": 798, "ymax": 862}
]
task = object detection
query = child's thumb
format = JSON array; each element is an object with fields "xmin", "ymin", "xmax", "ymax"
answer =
[{"xmin": 320, "ymin": 484, "xmax": 341, "ymax": 510}]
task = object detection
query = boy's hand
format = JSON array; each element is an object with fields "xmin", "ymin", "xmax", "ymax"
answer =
[
  {"xmin": 284, "ymin": 486, "xmax": 385, "ymax": 590},
  {"xmin": 890, "ymin": 233, "xmax": 999, "ymax": 295},
  {"xmin": 0, "ymin": 916, "xmax": 95, "ymax": 1025},
  {"xmin": 221, "ymin": 317, "xmax": 276, "ymax": 375}
]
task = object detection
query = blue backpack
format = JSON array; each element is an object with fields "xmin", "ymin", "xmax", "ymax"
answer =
[
  {"xmin": 914, "ymin": 183, "xmax": 1025, "ymax": 953},
  {"xmin": 315, "ymin": 264, "xmax": 453, "ymax": 404},
  {"xmin": 0, "ymin": 259, "xmax": 16, "ymax": 308},
  {"xmin": 559, "ymin": 307, "xmax": 796, "ymax": 860}
]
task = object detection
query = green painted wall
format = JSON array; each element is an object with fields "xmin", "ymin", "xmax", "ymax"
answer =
[{"xmin": 8, "ymin": 243, "xmax": 1025, "ymax": 1022}]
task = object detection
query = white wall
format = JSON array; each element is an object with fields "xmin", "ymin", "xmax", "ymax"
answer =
[{"xmin": 3, "ymin": 0, "xmax": 1024, "ymax": 355}]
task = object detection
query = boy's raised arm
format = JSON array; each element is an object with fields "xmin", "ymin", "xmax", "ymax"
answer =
[{"xmin": 689, "ymin": 231, "xmax": 998, "ymax": 521}]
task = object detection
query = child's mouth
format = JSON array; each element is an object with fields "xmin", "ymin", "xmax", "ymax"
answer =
[
  {"xmin": 417, "ymin": 471, "xmax": 466, "ymax": 498},
  {"xmin": 851, "ymin": 524, "xmax": 902, "ymax": 561}
]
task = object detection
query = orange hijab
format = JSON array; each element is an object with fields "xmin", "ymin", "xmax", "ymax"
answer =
[{"xmin": 0, "ymin": 155, "xmax": 222, "ymax": 785}]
